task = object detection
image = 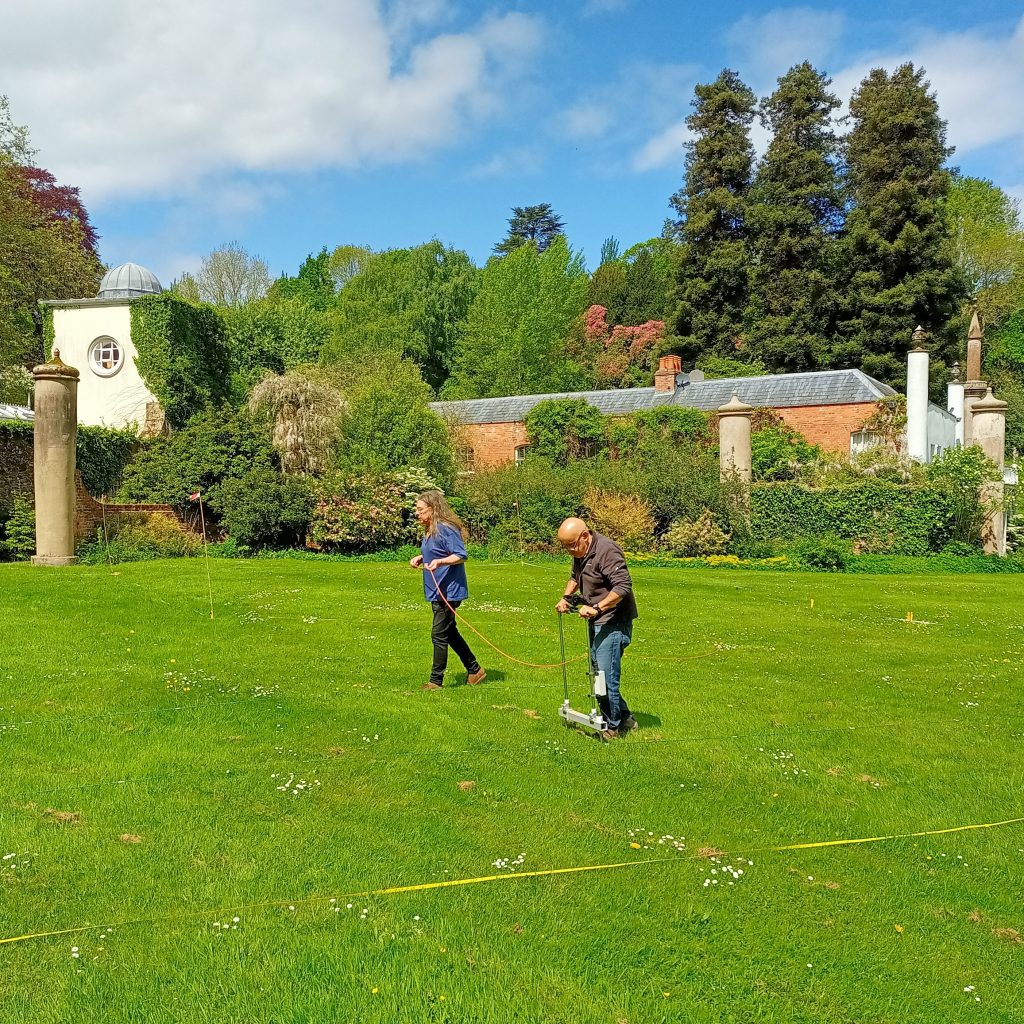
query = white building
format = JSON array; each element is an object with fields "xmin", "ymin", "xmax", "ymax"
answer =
[{"xmin": 44, "ymin": 263, "xmax": 164, "ymax": 431}]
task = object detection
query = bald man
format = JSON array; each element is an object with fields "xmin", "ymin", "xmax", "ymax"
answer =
[{"xmin": 555, "ymin": 517, "xmax": 638, "ymax": 740}]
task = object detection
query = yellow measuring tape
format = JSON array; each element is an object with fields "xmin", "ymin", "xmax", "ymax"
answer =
[{"xmin": 3, "ymin": 815, "xmax": 1022, "ymax": 948}]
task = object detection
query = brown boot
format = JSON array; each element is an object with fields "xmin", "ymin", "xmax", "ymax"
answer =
[
  {"xmin": 466, "ymin": 669, "xmax": 487, "ymax": 686},
  {"xmin": 421, "ymin": 682, "xmax": 442, "ymax": 690}
]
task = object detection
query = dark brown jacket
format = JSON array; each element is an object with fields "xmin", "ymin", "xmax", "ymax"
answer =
[{"xmin": 571, "ymin": 531, "xmax": 638, "ymax": 626}]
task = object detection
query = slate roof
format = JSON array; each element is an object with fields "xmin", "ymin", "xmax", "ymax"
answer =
[
  {"xmin": 0, "ymin": 404, "xmax": 34, "ymax": 422},
  {"xmin": 431, "ymin": 369, "xmax": 898, "ymax": 425}
]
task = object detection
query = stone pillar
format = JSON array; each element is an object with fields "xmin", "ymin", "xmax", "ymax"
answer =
[
  {"xmin": 718, "ymin": 394, "xmax": 754, "ymax": 483},
  {"xmin": 31, "ymin": 350, "xmax": 80, "ymax": 566},
  {"xmin": 963, "ymin": 312, "xmax": 987, "ymax": 446},
  {"xmin": 906, "ymin": 326, "xmax": 930, "ymax": 462},
  {"xmin": 947, "ymin": 362, "xmax": 965, "ymax": 447},
  {"xmin": 972, "ymin": 388, "xmax": 1008, "ymax": 555}
]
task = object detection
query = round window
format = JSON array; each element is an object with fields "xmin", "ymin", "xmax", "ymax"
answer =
[{"xmin": 89, "ymin": 337, "xmax": 123, "ymax": 377}]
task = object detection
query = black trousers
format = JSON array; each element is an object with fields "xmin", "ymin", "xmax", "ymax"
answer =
[{"xmin": 430, "ymin": 600, "xmax": 480, "ymax": 684}]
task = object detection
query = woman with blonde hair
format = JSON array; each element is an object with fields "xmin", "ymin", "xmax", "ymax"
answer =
[{"xmin": 410, "ymin": 490, "xmax": 486, "ymax": 690}]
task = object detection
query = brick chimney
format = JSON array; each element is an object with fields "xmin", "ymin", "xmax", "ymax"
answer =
[{"xmin": 654, "ymin": 355, "xmax": 682, "ymax": 393}]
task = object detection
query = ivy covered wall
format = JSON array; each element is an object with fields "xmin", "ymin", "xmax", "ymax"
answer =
[{"xmin": 130, "ymin": 295, "xmax": 232, "ymax": 428}]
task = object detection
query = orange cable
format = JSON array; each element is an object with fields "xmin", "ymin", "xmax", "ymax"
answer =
[
  {"xmin": 423, "ymin": 566, "xmax": 728, "ymax": 671},
  {"xmin": 425, "ymin": 565, "xmax": 588, "ymax": 669}
]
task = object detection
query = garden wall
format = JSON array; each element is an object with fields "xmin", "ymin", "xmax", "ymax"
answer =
[
  {"xmin": 0, "ymin": 424, "xmax": 34, "ymax": 516},
  {"xmin": 1, "ymin": 422, "xmax": 189, "ymax": 542}
]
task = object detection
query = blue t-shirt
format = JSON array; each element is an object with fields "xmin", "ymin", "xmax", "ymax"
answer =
[{"xmin": 421, "ymin": 522, "xmax": 469, "ymax": 603}]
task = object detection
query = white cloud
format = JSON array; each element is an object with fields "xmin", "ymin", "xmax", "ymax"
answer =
[
  {"xmin": 727, "ymin": 7, "xmax": 847, "ymax": 85},
  {"xmin": 561, "ymin": 102, "xmax": 616, "ymax": 141},
  {"xmin": 633, "ymin": 120, "xmax": 692, "ymax": 173},
  {"xmin": 1, "ymin": 1, "xmax": 542, "ymax": 203},
  {"xmin": 1005, "ymin": 184, "xmax": 1024, "ymax": 209},
  {"xmin": 831, "ymin": 17, "xmax": 1024, "ymax": 158},
  {"xmin": 464, "ymin": 146, "xmax": 544, "ymax": 180},
  {"xmin": 555, "ymin": 61, "xmax": 698, "ymax": 171}
]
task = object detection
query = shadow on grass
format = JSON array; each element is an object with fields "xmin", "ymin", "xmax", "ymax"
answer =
[
  {"xmin": 635, "ymin": 712, "xmax": 662, "ymax": 728},
  {"xmin": 456, "ymin": 668, "xmax": 508, "ymax": 686}
]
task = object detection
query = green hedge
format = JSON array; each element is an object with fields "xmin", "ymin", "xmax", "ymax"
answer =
[
  {"xmin": 130, "ymin": 294, "xmax": 232, "ymax": 427},
  {"xmin": 750, "ymin": 481, "xmax": 956, "ymax": 556},
  {"xmin": 77, "ymin": 425, "xmax": 138, "ymax": 496},
  {"xmin": 0, "ymin": 419, "xmax": 136, "ymax": 499}
]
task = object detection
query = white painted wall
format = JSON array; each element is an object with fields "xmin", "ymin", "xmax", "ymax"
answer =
[
  {"xmin": 906, "ymin": 348, "xmax": 929, "ymax": 462},
  {"xmin": 51, "ymin": 303, "xmax": 158, "ymax": 429},
  {"xmin": 926, "ymin": 403, "xmax": 957, "ymax": 461},
  {"xmin": 947, "ymin": 381, "xmax": 965, "ymax": 446}
]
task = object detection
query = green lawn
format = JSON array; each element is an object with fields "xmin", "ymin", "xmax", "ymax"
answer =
[{"xmin": 1, "ymin": 559, "xmax": 1023, "ymax": 1023}]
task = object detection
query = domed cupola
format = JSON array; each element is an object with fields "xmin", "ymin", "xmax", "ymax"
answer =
[{"xmin": 97, "ymin": 262, "xmax": 163, "ymax": 299}]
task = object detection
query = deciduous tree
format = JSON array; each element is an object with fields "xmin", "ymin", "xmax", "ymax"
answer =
[
  {"xmin": 445, "ymin": 235, "xmax": 589, "ymax": 398},
  {"xmin": 946, "ymin": 176, "xmax": 1024, "ymax": 327},
  {"xmin": 323, "ymin": 241, "xmax": 478, "ymax": 392},
  {"xmin": 195, "ymin": 241, "xmax": 271, "ymax": 307}
]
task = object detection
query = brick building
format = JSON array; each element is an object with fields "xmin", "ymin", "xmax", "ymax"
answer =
[{"xmin": 431, "ymin": 357, "xmax": 957, "ymax": 470}]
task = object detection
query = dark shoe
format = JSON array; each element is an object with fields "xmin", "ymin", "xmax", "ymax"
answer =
[
  {"xmin": 599, "ymin": 729, "xmax": 618, "ymax": 741},
  {"xmin": 466, "ymin": 668, "xmax": 487, "ymax": 686},
  {"xmin": 618, "ymin": 715, "xmax": 638, "ymax": 735},
  {"xmin": 421, "ymin": 682, "xmax": 443, "ymax": 690}
]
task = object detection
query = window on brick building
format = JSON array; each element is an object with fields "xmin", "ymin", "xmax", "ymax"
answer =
[
  {"xmin": 849, "ymin": 430, "xmax": 881, "ymax": 456},
  {"xmin": 456, "ymin": 441, "xmax": 475, "ymax": 471},
  {"xmin": 514, "ymin": 444, "xmax": 529, "ymax": 466}
]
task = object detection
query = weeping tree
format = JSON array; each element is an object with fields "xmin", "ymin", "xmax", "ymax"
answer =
[{"xmin": 248, "ymin": 368, "xmax": 346, "ymax": 476}]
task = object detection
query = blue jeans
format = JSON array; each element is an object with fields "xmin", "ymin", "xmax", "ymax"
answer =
[{"xmin": 591, "ymin": 619, "xmax": 632, "ymax": 730}]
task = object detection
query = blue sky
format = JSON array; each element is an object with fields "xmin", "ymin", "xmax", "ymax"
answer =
[{"xmin": 5, "ymin": 1, "xmax": 1024, "ymax": 285}]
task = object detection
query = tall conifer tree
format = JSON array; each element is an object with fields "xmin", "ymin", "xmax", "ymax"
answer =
[
  {"xmin": 832, "ymin": 63, "xmax": 963, "ymax": 384},
  {"xmin": 620, "ymin": 248, "xmax": 665, "ymax": 325},
  {"xmin": 745, "ymin": 63, "xmax": 842, "ymax": 372},
  {"xmin": 670, "ymin": 69, "xmax": 756, "ymax": 360}
]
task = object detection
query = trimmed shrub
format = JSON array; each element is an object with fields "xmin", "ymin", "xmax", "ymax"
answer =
[
  {"xmin": 662, "ymin": 509, "xmax": 731, "ymax": 557},
  {"xmin": 793, "ymin": 536, "xmax": 850, "ymax": 571},
  {"xmin": 77, "ymin": 425, "xmax": 138, "ymax": 496},
  {"xmin": 215, "ymin": 470, "xmax": 314, "ymax": 549},
  {"xmin": 583, "ymin": 488, "xmax": 656, "ymax": 551},
  {"xmin": 941, "ymin": 539, "xmax": 982, "ymax": 557},
  {"xmin": 751, "ymin": 481, "xmax": 958, "ymax": 556}
]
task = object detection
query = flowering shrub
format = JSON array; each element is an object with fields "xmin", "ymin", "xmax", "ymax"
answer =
[
  {"xmin": 308, "ymin": 475, "xmax": 411, "ymax": 553},
  {"xmin": 578, "ymin": 304, "xmax": 665, "ymax": 388},
  {"xmin": 661, "ymin": 510, "xmax": 731, "ymax": 557},
  {"xmin": 583, "ymin": 488, "xmax": 655, "ymax": 552}
]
